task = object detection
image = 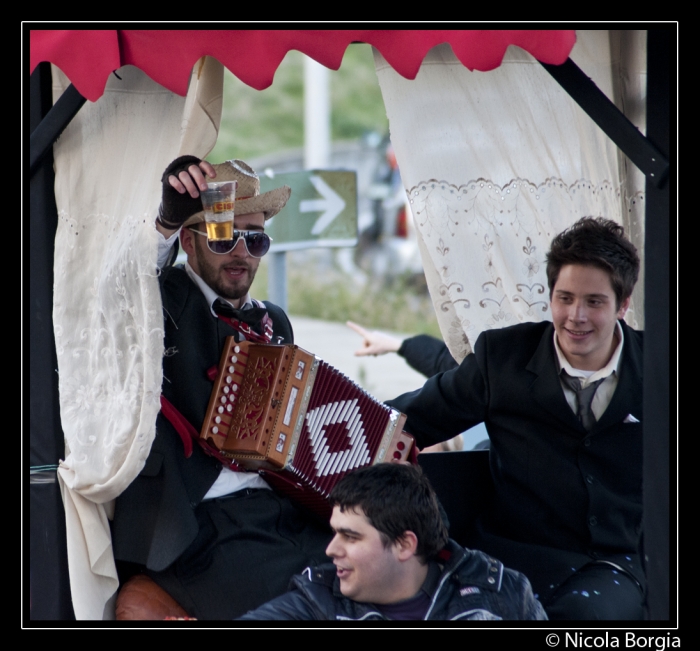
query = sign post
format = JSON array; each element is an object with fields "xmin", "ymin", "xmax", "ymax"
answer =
[{"xmin": 260, "ymin": 170, "xmax": 357, "ymax": 310}]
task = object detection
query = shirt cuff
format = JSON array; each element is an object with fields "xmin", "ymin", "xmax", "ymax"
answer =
[{"xmin": 157, "ymin": 228, "xmax": 180, "ymax": 269}]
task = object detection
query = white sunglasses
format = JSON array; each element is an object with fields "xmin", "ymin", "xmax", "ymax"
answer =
[{"xmin": 189, "ymin": 228, "xmax": 273, "ymax": 257}]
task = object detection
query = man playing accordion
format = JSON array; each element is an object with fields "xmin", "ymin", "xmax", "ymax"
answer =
[{"xmin": 111, "ymin": 156, "xmax": 331, "ymax": 620}]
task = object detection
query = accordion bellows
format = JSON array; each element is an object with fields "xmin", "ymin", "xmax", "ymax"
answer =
[{"xmin": 201, "ymin": 338, "xmax": 412, "ymax": 515}]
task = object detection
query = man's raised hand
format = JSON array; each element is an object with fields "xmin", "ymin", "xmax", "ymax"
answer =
[{"xmin": 157, "ymin": 156, "xmax": 217, "ymax": 232}]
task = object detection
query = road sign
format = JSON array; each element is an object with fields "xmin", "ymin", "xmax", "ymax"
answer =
[{"xmin": 260, "ymin": 170, "xmax": 357, "ymax": 251}]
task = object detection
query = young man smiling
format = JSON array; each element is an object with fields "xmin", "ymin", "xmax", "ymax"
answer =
[
  {"xmin": 386, "ymin": 217, "xmax": 645, "ymax": 621},
  {"xmin": 238, "ymin": 464, "xmax": 547, "ymax": 621},
  {"xmin": 550, "ymin": 264, "xmax": 630, "ymax": 372}
]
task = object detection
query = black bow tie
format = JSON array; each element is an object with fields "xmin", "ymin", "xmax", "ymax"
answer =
[{"xmin": 212, "ymin": 299, "xmax": 268, "ymax": 330}]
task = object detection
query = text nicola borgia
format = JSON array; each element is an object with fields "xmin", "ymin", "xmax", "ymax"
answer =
[{"xmin": 565, "ymin": 633, "xmax": 680, "ymax": 650}]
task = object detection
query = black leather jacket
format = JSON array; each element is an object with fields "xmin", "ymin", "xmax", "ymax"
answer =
[{"xmin": 238, "ymin": 540, "xmax": 547, "ymax": 621}]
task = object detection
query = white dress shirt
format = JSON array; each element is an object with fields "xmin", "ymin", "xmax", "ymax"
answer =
[
  {"xmin": 157, "ymin": 229, "xmax": 271, "ymax": 497},
  {"xmin": 553, "ymin": 321, "xmax": 625, "ymax": 422}
]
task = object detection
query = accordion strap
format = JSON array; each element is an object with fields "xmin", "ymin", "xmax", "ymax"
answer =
[{"xmin": 159, "ymin": 394, "xmax": 242, "ymax": 471}]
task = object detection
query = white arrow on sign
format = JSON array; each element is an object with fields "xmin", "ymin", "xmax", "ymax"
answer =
[{"xmin": 300, "ymin": 175, "xmax": 346, "ymax": 235}]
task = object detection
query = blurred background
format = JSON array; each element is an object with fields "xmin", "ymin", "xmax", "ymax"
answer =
[
  {"xmin": 208, "ymin": 44, "xmax": 433, "ymax": 329},
  {"xmin": 204, "ymin": 44, "xmax": 486, "ymax": 450}
]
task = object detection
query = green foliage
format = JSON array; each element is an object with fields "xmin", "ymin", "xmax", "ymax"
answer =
[
  {"xmin": 329, "ymin": 45, "xmax": 389, "ymax": 142},
  {"xmin": 251, "ymin": 254, "xmax": 443, "ymax": 339},
  {"xmin": 208, "ymin": 44, "xmax": 388, "ymax": 163},
  {"xmin": 208, "ymin": 51, "xmax": 304, "ymax": 162}
]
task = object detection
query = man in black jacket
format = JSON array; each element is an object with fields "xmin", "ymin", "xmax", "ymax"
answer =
[
  {"xmin": 111, "ymin": 157, "xmax": 331, "ymax": 620},
  {"xmin": 387, "ymin": 217, "xmax": 645, "ymax": 621},
  {"xmin": 239, "ymin": 463, "xmax": 546, "ymax": 621}
]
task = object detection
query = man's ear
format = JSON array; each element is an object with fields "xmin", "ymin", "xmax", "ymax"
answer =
[
  {"xmin": 180, "ymin": 227, "xmax": 196, "ymax": 259},
  {"xmin": 617, "ymin": 295, "xmax": 631, "ymax": 319},
  {"xmin": 395, "ymin": 531, "xmax": 419, "ymax": 561}
]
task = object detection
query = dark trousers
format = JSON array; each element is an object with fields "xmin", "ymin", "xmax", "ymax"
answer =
[
  {"xmin": 146, "ymin": 489, "xmax": 332, "ymax": 620},
  {"xmin": 542, "ymin": 562, "xmax": 645, "ymax": 621}
]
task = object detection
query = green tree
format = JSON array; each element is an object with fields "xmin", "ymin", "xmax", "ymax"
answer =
[{"xmin": 209, "ymin": 44, "xmax": 388, "ymax": 163}]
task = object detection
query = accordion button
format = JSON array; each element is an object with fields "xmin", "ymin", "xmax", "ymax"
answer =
[
  {"xmin": 232, "ymin": 384, "xmax": 238, "ymax": 392},
  {"xmin": 217, "ymin": 406, "xmax": 224, "ymax": 413},
  {"xmin": 393, "ymin": 451, "xmax": 402, "ymax": 459},
  {"xmin": 212, "ymin": 426, "xmax": 219, "ymax": 434},
  {"xmin": 397, "ymin": 441, "xmax": 405, "ymax": 450},
  {"xmin": 231, "ymin": 356, "xmax": 237, "ymax": 364},
  {"xmin": 223, "ymin": 386, "xmax": 230, "ymax": 394},
  {"xmin": 220, "ymin": 396, "xmax": 227, "ymax": 403},
  {"xmin": 226, "ymin": 376, "xmax": 232, "ymax": 384},
  {"xmin": 215, "ymin": 416, "xmax": 221, "ymax": 424},
  {"xmin": 228, "ymin": 366, "xmax": 235, "ymax": 373},
  {"xmin": 226, "ymin": 404, "xmax": 233, "ymax": 412},
  {"xmin": 234, "ymin": 346, "xmax": 240, "ymax": 353}
]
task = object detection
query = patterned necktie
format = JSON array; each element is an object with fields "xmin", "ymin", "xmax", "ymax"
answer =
[{"xmin": 560, "ymin": 372, "xmax": 606, "ymax": 431}]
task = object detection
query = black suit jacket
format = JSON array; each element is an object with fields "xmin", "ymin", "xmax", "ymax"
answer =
[
  {"xmin": 112, "ymin": 266, "xmax": 294, "ymax": 571},
  {"xmin": 388, "ymin": 320, "xmax": 644, "ymax": 600},
  {"xmin": 397, "ymin": 334, "xmax": 458, "ymax": 377}
]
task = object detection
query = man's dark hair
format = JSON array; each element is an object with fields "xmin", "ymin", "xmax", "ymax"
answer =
[
  {"xmin": 329, "ymin": 463, "xmax": 448, "ymax": 562},
  {"xmin": 546, "ymin": 217, "xmax": 640, "ymax": 308}
]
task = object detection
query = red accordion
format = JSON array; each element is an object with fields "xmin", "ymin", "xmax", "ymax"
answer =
[{"xmin": 200, "ymin": 338, "xmax": 413, "ymax": 517}]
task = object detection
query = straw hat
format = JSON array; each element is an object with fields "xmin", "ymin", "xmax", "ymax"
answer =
[{"xmin": 182, "ymin": 159, "xmax": 291, "ymax": 226}]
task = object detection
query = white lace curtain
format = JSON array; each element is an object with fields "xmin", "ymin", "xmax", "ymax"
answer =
[
  {"xmin": 52, "ymin": 58, "xmax": 223, "ymax": 619},
  {"xmin": 374, "ymin": 30, "xmax": 647, "ymax": 362}
]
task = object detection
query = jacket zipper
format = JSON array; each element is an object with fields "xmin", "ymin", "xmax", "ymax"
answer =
[{"xmin": 423, "ymin": 554, "xmax": 465, "ymax": 620}]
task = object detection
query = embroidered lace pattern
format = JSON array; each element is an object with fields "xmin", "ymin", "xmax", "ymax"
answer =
[
  {"xmin": 54, "ymin": 209, "xmax": 164, "ymax": 496},
  {"xmin": 373, "ymin": 33, "xmax": 646, "ymax": 362},
  {"xmin": 407, "ymin": 176, "xmax": 641, "ymax": 361}
]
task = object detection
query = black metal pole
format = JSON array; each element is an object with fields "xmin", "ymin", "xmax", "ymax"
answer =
[
  {"xmin": 642, "ymin": 28, "xmax": 672, "ymax": 623},
  {"xmin": 541, "ymin": 57, "xmax": 669, "ymax": 187},
  {"xmin": 30, "ymin": 81, "xmax": 86, "ymax": 177},
  {"xmin": 28, "ymin": 62, "xmax": 75, "ymax": 621}
]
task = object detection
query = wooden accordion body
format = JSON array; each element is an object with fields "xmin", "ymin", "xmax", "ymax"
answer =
[{"xmin": 200, "ymin": 338, "xmax": 412, "ymax": 516}]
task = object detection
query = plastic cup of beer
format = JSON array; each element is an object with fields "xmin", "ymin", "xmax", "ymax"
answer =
[{"xmin": 201, "ymin": 181, "xmax": 237, "ymax": 241}]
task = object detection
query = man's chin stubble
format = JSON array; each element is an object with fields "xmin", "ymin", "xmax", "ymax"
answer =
[{"xmin": 216, "ymin": 269, "xmax": 256, "ymax": 301}]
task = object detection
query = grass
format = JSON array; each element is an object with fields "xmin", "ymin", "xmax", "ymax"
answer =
[{"xmin": 251, "ymin": 250, "xmax": 443, "ymax": 339}]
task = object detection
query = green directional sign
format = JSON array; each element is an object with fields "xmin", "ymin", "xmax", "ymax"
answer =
[{"xmin": 260, "ymin": 170, "xmax": 357, "ymax": 252}]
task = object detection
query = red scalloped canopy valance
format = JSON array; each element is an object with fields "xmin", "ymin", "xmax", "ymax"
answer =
[{"xmin": 29, "ymin": 29, "xmax": 576, "ymax": 102}]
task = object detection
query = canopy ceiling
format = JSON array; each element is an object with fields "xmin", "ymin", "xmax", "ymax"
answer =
[{"xmin": 29, "ymin": 29, "xmax": 576, "ymax": 102}]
